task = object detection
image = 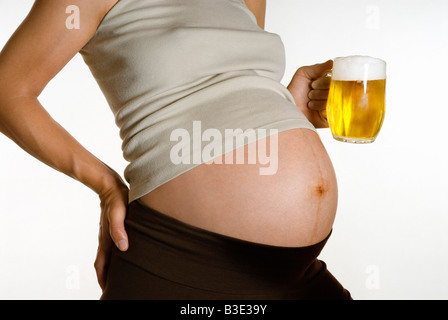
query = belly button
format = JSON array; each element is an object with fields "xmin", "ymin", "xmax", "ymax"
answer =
[
  {"xmin": 314, "ymin": 180, "xmax": 328, "ymax": 197},
  {"xmin": 316, "ymin": 185, "xmax": 326, "ymax": 196}
]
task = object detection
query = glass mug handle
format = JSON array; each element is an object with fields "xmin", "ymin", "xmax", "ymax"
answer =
[{"xmin": 318, "ymin": 70, "xmax": 333, "ymax": 125}]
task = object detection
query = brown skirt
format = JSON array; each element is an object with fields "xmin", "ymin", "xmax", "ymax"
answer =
[{"xmin": 100, "ymin": 199, "xmax": 351, "ymax": 300}]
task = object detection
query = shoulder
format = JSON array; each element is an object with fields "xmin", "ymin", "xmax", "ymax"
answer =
[
  {"xmin": 99, "ymin": 0, "xmax": 121, "ymax": 21},
  {"xmin": 32, "ymin": 0, "xmax": 118, "ymax": 25}
]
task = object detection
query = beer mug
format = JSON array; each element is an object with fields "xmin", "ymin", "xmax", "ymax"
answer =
[{"xmin": 324, "ymin": 55, "xmax": 386, "ymax": 144}]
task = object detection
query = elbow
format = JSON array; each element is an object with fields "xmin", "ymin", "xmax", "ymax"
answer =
[{"xmin": 0, "ymin": 85, "xmax": 38, "ymax": 136}]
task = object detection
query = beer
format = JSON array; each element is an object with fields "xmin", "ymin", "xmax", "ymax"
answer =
[{"xmin": 326, "ymin": 56, "xmax": 386, "ymax": 143}]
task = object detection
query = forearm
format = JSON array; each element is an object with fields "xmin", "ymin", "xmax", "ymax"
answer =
[{"xmin": 0, "ymin": 95, "xmax": 123, "ymax": 195}]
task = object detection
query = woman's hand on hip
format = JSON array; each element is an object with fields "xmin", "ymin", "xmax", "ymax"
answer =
[
  {"xmin": 95, "ymin": 174, "xmax": 130, "ymax": 291},
  {"xmin": 287, "ymin": 60, "xmax": 333, "ymax": 129}
]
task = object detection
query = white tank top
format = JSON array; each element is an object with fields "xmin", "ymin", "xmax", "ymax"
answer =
[{"xmin": 80, "ymin": 0, "xmax": 315, "ymax": 203}]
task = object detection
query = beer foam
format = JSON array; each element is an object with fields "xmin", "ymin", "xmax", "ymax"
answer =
[{"xmin": 332, "ymin": 55, "xmax": 386, "ymax": 81}]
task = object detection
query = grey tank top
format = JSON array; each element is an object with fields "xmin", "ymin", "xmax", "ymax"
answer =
[{"xmin": 79, "ymin": 0, "xmax": 316, "ymax": 203}]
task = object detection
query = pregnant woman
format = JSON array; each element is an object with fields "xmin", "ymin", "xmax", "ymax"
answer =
[{"xmin": 0, "ymin": 0, "xmax": 351, "ymax": 299}]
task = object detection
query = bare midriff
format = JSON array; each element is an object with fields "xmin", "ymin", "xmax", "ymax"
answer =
[{"xmin": 139, "ymin": 128, "xmax": 338, "ymax": 247}]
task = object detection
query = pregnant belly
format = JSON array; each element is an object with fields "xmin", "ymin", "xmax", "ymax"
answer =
[{"xmin": 138, "ymin": 128, "xmax": 338, "ymax": 247}]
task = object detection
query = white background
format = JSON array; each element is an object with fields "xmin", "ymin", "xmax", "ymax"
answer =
[{"xmin": 1, "ymin": 0, "xmax": 447, "ymax": 300}]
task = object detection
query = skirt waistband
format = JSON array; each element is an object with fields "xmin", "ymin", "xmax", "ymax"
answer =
[{"xmin": 116, "ymin": 199, "xmax": 332, "ymax": 295}]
